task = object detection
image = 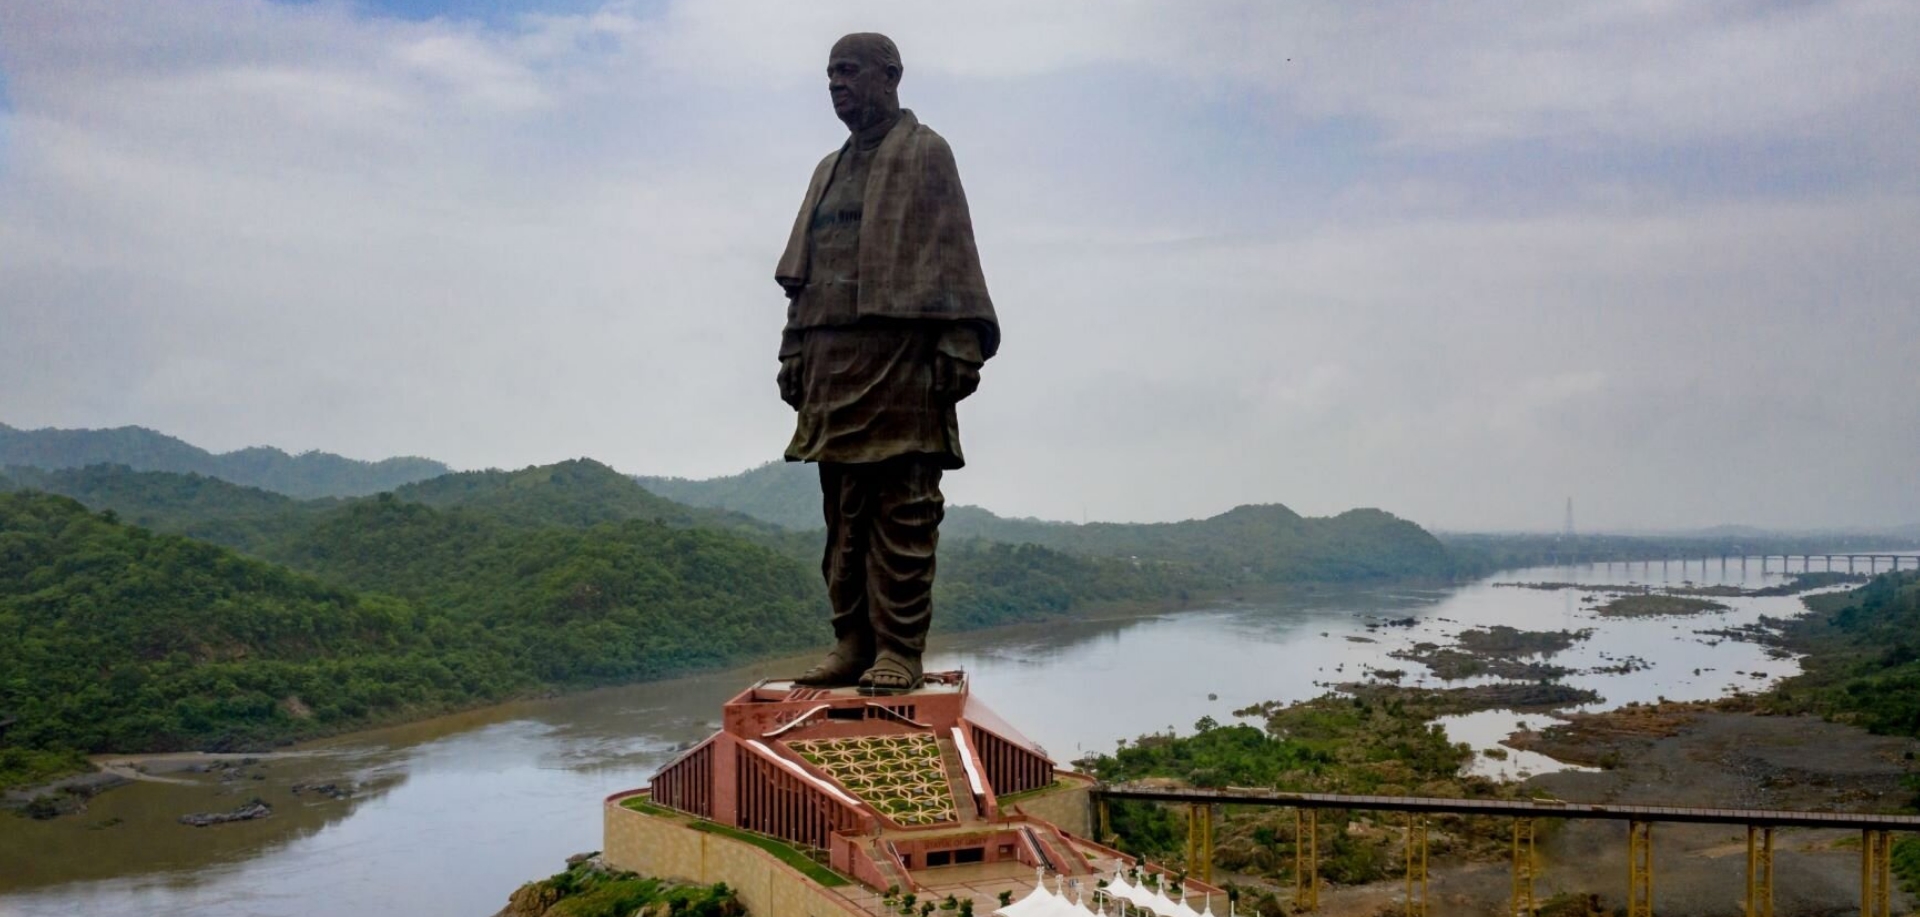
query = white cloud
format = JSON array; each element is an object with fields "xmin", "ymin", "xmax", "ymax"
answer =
[{"xmin": 1, "ymin": 0, "xmax": 1916, "ymax": 530}]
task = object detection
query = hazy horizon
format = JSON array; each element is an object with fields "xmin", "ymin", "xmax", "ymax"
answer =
[
  {"xmin": 5, "ymin": 2, "xmax": 1917, "ymax": 531},
  {"xmin": 10, "ymin": 418, "xmax": 1918, "ymax": 537}
]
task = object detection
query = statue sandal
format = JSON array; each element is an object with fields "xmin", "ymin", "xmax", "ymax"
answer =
[
  {"xmin": 794, "ymin": 639, "xmax": 871, "ymax": 687},
  {"xmin": 857, "ymin": 652, "xmax": 922, "ymax": 696}
]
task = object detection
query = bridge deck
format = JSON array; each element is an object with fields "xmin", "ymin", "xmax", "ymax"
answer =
[{"xmin": 1093, "ymin": 786, "xmax": 1920, "ymax": 830}]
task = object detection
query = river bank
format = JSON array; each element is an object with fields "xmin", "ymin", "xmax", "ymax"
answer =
[
  {"xmin": 3, "ymin": 561, "xmax": 1908, "ymax": 917},
  {"xmin": 0, "ymin": 583, "xmax": 1222, "ymax": 807},
  {"xmin": 1084, "ymin": 572, "xmax": 1920, "ymax": 915},
  {"xmin": 0, "ymin": 577, "xmax": 1394, "ymax": 811}
]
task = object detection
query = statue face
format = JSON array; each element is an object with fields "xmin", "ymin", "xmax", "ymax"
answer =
[{"xmin": 826, "ymin": 49, "xmax": 896, "ymax": 128}]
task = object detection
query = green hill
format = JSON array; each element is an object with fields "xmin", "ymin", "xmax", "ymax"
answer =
[
  {"xmin": 0, "ymin": 474, "xmax": 1170, "ymax": 762},
  {"xmin": 0, "ymin": 464, "xmax": 323, "ymax": 553},
  {"xmin": 0, "ymin": 491, "xmax": 480, "ymax": 755},
  {"xmin": 263, "ymin": 495, "xmax": 826, "ymax": 684},
  {"xmin": 0, "ymin": 487, "xmax": 825, "ymax": 767},
  {"xmin": 0, "ymin": 450, "xmax": 1465, "ymax": 786},
  {"xmin": 0, "ymin": 422, "xmax": 448, "ymax": 498},
  {"xmin": 636, "ymin": 460, "xmax": 822, "ymax": 531},
  {"xmin": 638, "ymin": 463, "xmax": 1458, "ymax": 583},
  {"xmin": 0, "ymin": 462, "xmax": 1184, "ymax": 643},
  {"xmin": 942, "ymin": 503, "xmax": 1456, "ymax": 583},
  {"xmin": 395, "ymin": 458, "xmax": 777, "ymax": 535}
]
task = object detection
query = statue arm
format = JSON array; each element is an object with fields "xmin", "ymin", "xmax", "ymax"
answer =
[
  {"xmin": 779, "ymin": 291, "xmax": 805, "ymax": 360},
  {"xmin": 933, "ymin": 322, "xmax": 985, "ymax": 402},
  {"xmin": 937, "ymin": 322, "xmax": 984, "ymax": 365},
  {"xmin": 778, "ymin": 293, "xmax": 805, "ymax": 408}
]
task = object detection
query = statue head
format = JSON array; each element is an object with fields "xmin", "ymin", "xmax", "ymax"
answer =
[{"xmin": 827, "ymin": 32, "xmax": 902, "ymax": 132}]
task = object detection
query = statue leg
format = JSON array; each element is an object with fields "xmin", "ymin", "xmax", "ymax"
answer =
[
  {"xmin": 794, "ymin": 462, "xmax": 874, "ymax": 686},
  {"xmin": 858, "ymin": 456, "xmax": 943, "ymax": 694}
]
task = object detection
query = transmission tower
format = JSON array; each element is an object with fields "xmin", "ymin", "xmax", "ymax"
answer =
[{"xmin": 1563, "ymin": 497, "xmax": 1574, "ymax": 539}]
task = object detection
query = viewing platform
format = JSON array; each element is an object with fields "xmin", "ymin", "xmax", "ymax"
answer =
[{"xmin": 604, "ymin": 671, "xmax": 1212, "ymax": 916}]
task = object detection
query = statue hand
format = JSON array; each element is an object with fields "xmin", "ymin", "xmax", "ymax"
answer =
[
  {"xmin": 778, "ymin": 356, "xmax": 804, "ymax": 408},
  {"xmin": 934, "ymin": 353, "xmax": 981, "ymax": 403}
]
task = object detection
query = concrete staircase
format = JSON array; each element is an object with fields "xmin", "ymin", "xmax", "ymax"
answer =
[
  {"xmin": 1024, "ymin": 824, "xmax": 1090, "ymax": 877},
  {"xmin": 869, "ymin": 838, "xmax": 916, "ymax": 893},
  {"xmin": 934, "ymin": 736, "xmax": 982, "ymax": 824}
]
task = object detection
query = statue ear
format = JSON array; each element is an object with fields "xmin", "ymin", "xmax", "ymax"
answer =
[{"xmin": 884, "ymin": 64, "xmax": 902, "ymax": 89}]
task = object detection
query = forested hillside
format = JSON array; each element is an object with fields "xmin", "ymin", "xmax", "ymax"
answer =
[
  {"xmin": 640, "ymin": 462, "xmax": 1460, "ymax": 582},
  {"xmin": 0, "ymin": 464, "xmax": 324, "ymax": 552},
  {"xmin": 0, "ymin": 490, "xmax": 823, "ymax": 763},
  {"xmin": 0, "ymin": 492, "xmax": 489, "ymax": 754},
  {"xmin": 1766, "ymin": 570, "xmax": 1920, "ymax": 736},
  {"xmin": 0, "ymin": 422, "xmax": 447, "ymax": 498},
  {"xmin": 0, "ymin": 467, "xmax": 1211, "ymax": 777},
  {"xmin": 0, "ymin": 463, "xmax": 1190, "ymax": 644},
  {"xmin": 636, "ymin": 460, "xmax": 821, "ymax": 531},
  {"xmin": 394, "ymin": 459, "xmax": 778, "ymax": 535},
  {"xmin": 944, "ymin": 503, "xmax": 1458, "ymax": 583},
  {"xmin": 0, "ymin": 441, "xmax": 1474, "ymax": 778}
]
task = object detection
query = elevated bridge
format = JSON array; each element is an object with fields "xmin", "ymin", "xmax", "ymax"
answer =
[
  {"xmin": 1092, "ymin": 785, "xmax": 1917, "ymax": 917},
  {"xmin": 1546, "ymin": 553, "xmax": 1918, "ymax": 574}
]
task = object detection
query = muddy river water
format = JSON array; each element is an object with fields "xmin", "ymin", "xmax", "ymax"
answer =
[{"xmin": 0, "ymin": 556, "xmax": 1902, "ymax": 917}]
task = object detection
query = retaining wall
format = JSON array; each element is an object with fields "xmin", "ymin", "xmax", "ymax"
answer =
[{"xmin": 604, "ymin": 792, "xmax": 865, "ymax": 917}]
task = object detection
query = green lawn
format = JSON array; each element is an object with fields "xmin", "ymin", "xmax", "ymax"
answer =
[{"xmin": 618, "ymin": 796, "xmax": 676, "ymax": 818}]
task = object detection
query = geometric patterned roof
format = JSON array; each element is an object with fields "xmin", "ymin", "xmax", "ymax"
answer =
[{"xmin": 786, "ymin": 733, "xmax": 957, "ymax": 826}]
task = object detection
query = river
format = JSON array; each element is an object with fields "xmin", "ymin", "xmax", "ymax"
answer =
[{"xmin": 0, "ymin": 556, "xmax": 1902, "ymax": 917}]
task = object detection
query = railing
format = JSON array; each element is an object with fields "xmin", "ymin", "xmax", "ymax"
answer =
[{"xmin": 1092, "ymin": 785, "xmax": 1915, "ymax": 916}]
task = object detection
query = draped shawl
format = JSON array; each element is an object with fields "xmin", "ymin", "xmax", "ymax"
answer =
[{"xmin": 775, "ymin": 110, "xmax": 1000, "ymax": 359}]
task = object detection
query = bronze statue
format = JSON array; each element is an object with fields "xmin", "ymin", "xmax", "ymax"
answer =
[{"xmin": 775, "ymin": 32, "xmax": 999, "ymax": 695}]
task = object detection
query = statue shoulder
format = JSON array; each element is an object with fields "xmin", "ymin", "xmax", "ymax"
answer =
[
  {"xmin": 809, "ymin": 148, "xmax": 840, "ymax": 180},
  {"xmin": 903, "ymin": 122, "xmax": 960, "ymax": 174},
  {"xmin": 907, "ymin": 120, "xmax": 953, "ymax": 154}
]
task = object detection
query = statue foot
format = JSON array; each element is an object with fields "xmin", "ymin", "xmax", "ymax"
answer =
[
  {"xmin": 793, "ymin": 640, "xmax": 870, "ymax": 687},
  {"xmin": 857, "ymin": 652, "xmax": 923, "ymax": 696}
]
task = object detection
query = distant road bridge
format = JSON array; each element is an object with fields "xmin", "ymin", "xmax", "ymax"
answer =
[
  {"xmin": 1545, "ymin": 553, "xmax": 1919, "ymax": 575},
  {"xmin": 1091, "ymin": 785, "xmax": 1916, "ymax": 917}
]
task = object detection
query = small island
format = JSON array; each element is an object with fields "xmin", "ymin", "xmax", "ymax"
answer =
[{"xmin": 1595, "ymin": 594, "xmax": 1731, "ymax": 617}]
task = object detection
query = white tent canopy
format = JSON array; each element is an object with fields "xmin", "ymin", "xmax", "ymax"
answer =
[
  {"xmin": 1000, "ymin": 869, "xmax": 1226, "ymax": 917},
  {"xmin": 1098, "ymin": 870, "xmax": 1213, "ymax": 917},
  {"xmin": 1106, "ymin": 869, "xmax": 1160, "ymax": 914},
  {"xmin": 993, "ymin": 872, "xmax": 1058, "ymax": 917},
  {"xmin": 1097, "ymin": 870, "xmax": 1205, "ymax": 917},
  {"xmin": 995, "ymin": 871, "xmax": 1100, "ymax": 917}
]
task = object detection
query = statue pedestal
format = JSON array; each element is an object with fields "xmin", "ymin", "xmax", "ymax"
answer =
[{"xmin": 603, "ymin": 670, "xmax": 1172, "ymax": 914}]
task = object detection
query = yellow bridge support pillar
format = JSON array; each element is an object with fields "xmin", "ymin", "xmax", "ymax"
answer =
[
  {"xmin": 1512, "ymin": 817, "xmax": 1536, "ymax": 917},
  {"xmin": 1098, "ymin": 799, "xmax": 1111, "ymax": 843},
  {"xmin": 1294, "ymin": 808, "xmax": 1319, "ymax": 912},
  {"xmin": 1405, "ymin": 813, "xmax": 1429, "ymax": 917},
  {"xmin": 1628, "ymin": 820, "xmax": 1654, "ymax": 917},
  {"xmin": 1861, "ymin": 829, "xmax": 1892, "ymax": 917},
  {"xmin": 1745, "ymin": 826, "xmax": 1773, "ymax": 917},
  {"xmin": 1185, "ymin": 803, "xmax": 1215, "ymax": 886}
]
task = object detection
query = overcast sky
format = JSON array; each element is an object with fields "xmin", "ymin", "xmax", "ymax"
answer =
[{"xmin": 3, "ymin": 1, "xmax": 1917, "ymax": 532}]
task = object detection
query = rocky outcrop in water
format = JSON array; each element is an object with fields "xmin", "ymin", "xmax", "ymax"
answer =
[{"xmin": 178, "ymin": 799, "xmax": 271, "ymax": 827}]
